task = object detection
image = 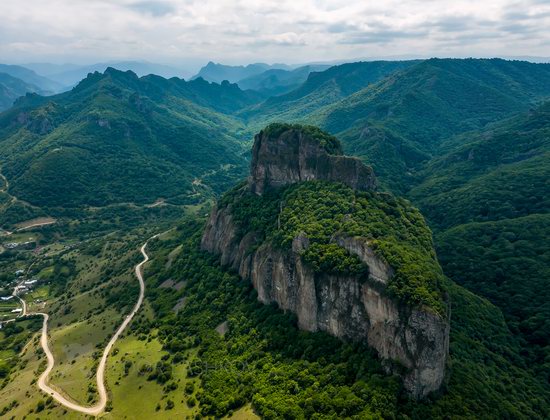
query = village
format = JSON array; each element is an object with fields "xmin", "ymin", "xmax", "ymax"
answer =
[{"xmin": 0, "ymin": 268, "xmax": 43, "ymax": 326}]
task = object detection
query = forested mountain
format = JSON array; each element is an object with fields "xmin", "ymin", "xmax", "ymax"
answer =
[
  {"xmin": 144, "ymin": 120, "xmax": 550, "ymax": 417},
  {"xmin": 240, "ymin": 60, "xmax": 417, "ymax": 126},
  {"xmin": 0, "ymin": 64, "xmax": 64, "ymax": 93},
  {"xmin": 0, "ymin": 73, "xmax": 45, "ymax": 111},
  {"xmin": 236, "ymin": 64, "xmax": 331, "ymax": 96},
  {"xmin": 1, "ymin": 57, "xmax": 549, "ymax": 418},
  {"xmin": 308, "ymin": 58, "xmax": 550, "ymax": 192},
  {"xmin": 191, "ymin": 61, "xmax": 291, "ymax": 84},
  {"xmin": 0, "ymin": 68, "xmax": 251, "ymax": 210},
  {"xmin": 410, "ymin": 103, "xmax": 550, "ymax": 383}
]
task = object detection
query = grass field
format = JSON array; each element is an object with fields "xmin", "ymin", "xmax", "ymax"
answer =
[
  {"xmin": 0, "ymin": 300, "xmax": 20, "ymax": 320},
  {"xmin": 0, "ymin": 218, "xmax": 214, "ymax": 418},
  {"xmin": 104, "ymin": 334, "xmax": 201, "ymax": 419},
  {"xmin": 48, "ymin": 307, "xmax": 120, "ymax": 404},
  {"xmin": 0, "ymin": 334, "xmax": 88, "ymax": 419},
  {"xmin": 2, "ymin": 232, "xmax": 37, "ymax": 243}
]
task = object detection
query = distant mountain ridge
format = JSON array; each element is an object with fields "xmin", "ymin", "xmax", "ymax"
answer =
[
  {"xmin": 236, "ymin": 64, "xmax": 331, "ymax": 96},
  {"xmin": 38, "ymin": 61, "xmax": 189, "ymax": 87},
  {"xmin": 0, "ymin": 64, "xmax": 63, "ymax": 93},
  {"xmin": 240, "ymin": 60, "xmax": 418, "ymax": 126},
  {"xmin": 192, "ymin": 61, "xmax": 293, "ymax": 84},
  {"xmin": 0, "ymin": 72, "xmax": 46, "ymax": 111}
]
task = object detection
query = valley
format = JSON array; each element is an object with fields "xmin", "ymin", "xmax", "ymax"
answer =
[{"xmin": 0, "ymin": 57, "xmax": 549, "ymax": 419}]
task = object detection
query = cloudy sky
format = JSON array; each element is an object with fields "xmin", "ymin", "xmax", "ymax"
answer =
[{"xmin": 1, "ymin": 0, "xmax": 549, "ymax": 69}]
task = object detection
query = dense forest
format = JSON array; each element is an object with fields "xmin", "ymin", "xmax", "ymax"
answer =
[
  {"xmin": 0, "ymin": 57, "xmax": 549, "ymax": 418},
  {"xmin": 143, "ymin": 220, "xmax": 550, "ymax": 418}
]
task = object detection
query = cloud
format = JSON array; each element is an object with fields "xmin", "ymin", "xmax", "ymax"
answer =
[
  {"xmin": 0, "ymin": 0, "xmax": 549, "ymax": 67},
  {"xmin": 339, "ymin": 29, "xmax": 428, "ymax": 45},
  {"xmin": 127, "ymin": 1, "xmax": 176, "ymax": 17}
]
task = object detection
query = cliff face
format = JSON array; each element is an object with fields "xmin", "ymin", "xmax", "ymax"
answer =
[
  {"xmin": 249, "ymin": 126, "xmax": 376, "ymax": 194},
  {"xmin": 201, "ymin": 124, "xmax": 449, "ymax": 399}
]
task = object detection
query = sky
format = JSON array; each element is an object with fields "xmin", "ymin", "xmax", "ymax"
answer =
[{"xmin": 1, "ymin": 0, "xmax": 550, "ymax": 71}]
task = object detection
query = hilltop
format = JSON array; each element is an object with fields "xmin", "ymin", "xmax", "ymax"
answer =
[
  {"xmin": 0, "ymin": 68, "xmax": 254, "ymax": 212},
  {"xmin": 203, "ymin": 124, "xmax": 449, "ymax": 398}
]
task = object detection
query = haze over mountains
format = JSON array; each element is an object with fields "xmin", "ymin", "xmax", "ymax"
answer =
[
  {"xmin": 1, "ymin": 55, "xmax": 549, "ymax": 418},
  {"xmin": 0, "ymin": 59, "xmax": 334, "ymax": 111}
]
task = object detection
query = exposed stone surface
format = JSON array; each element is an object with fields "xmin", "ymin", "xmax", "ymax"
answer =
[
  {"xmin": 202, "ymin": 125, "xmax": 449, "ymax": 398},
  {"xmin": 249, "ymin": 127, "xmax": 377, "ymax": 195},
  {"xmin": 201, "ymin": 207, "xmax": 449, "ymax": 399}
]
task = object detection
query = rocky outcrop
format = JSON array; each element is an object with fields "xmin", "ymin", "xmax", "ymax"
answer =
[
  {"xmin": 202, "ymin": 125, "xmax": 449, "ymax": 398},
  {"xmin": 202, "ymin": 206, "xmax": 449, "ymax": 399},
  {"xmin": 249, "ymin": 127, "xmax": 377, "ymax": 194}
]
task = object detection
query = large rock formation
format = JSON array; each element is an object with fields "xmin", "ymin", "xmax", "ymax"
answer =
[
  {"xmin": 202, "ymin": 124, "xmax": 449, "ymax": 399},
  {"xmin": 249, "ymin": 125, "xmax": 377, "ymax": 194}
]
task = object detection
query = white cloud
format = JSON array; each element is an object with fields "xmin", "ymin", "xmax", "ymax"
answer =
[{"xmin": 0, "ymin": 0, "xmax": 549, "ymax": 68}]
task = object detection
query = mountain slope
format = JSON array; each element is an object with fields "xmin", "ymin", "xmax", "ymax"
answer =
[
  {"xmin": 240, "ymin": 60, "xmax": 417, "ymax": 126},
  {"xmin": 408, "ymin": 103, "xmax": 550, "ymax": 381},
  {"xmin": 192, "ymin": 61, "xmax": 291, "ymax": 83},
  {"xmin": 0, "ymin": 64, "xmax": 64, "ymax": 93},
  {"xmin": 236, "ymin": 64, "xmax": 331, "ymax": 96},
  {"xmin": 146, "ymin": 211, "xmax": 550, "ymax": 419},
  {"xmin": 0, "ymin": 68, "xmax": 249, "ymax": 209},
  {"xmin": 411, "ymin": 101, "xmax": 550, "ymax": 228},
  {"xmin": 309, "ymin": 58, "xmax": 550, "ymax": 192},
  {"xmin": 0, "ymin": 73, "xmax": 45, "ymax": 111}
]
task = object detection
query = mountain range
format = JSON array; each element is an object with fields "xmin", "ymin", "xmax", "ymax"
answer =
[
  {"xmin": 0, "ymin": 68, "xmax": 253, "ymax": 216},
  {"xmin": 0, "ymin": 56, "xmax": 549, "ymax": 417},
  {"xmin": 191, "ymin": 61, "xmax": 293, "ymax": 84},
  {"xmin": 0, "ymin": 73, "xmax": 47, "ymax": 112}
]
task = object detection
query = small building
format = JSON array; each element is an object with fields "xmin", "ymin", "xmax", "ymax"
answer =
[
  {"xmin": 15, "ymin": 269, "xmax": 25, "ymax": 276},
  {"xmin": 1, "ymin": 296, "xmax": 14, "ymax": 301},
  {"xmin": 11, "ymin": 308, "xmax": 22, "ymax": 313},
  {"xmin": 24, "ymin": 280, "xmax": 38, "ymax": 285}
]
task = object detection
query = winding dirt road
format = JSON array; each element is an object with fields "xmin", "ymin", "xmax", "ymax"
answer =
[
  {"xmin": 16, "ymin": 220, "xmax": 57, "ymax": 231},
  {"xmin": 34, "ymin": 235, "xmax": 157, "ymax": 416},
  {"xmin": 0, "ymin": 171, "xmax": 8, "ymax": 192}
]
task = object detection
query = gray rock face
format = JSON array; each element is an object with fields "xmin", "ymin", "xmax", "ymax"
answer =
[
  {"xmin": 249, "ymin": 128, "xmax": 377, "ymax": 195},
  {"xmin": 202, "ymin": 125, "xmax": 449, "ymax": 399},
  {"xmin": 201, "ymin": 206, "xmax": 450, "ymax": 399}
]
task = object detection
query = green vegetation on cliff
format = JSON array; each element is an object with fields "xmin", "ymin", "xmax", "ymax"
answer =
[
  {"xmin": 262, "ymin": 123, "xmax": 343, "ymax": 155},
  {"xmin": 142, "ymin": 220, "xmax": 550, "ymax": 419},
  {"xmin": 221, "ymin": 180, "xmax": 446, "ymax": 315}
]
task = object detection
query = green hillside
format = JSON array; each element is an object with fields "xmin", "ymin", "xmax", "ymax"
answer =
[
  {"xmin": 409, "ymin": 103, "xmax": 550, "ymax": 383},
  {"xmin": 236, "ymin": 64, "xmax": 331, "ymax": 96},
  {"xmin": 411, "ymin": 101, "xmax": 550, "ymax": 228},
  {"xmin": 436, "ymin": 215, "xmax": 550, "ymax": 383},
  {"xmin": 0, "ymin": 68, "xmax": 250, "ymax": 210},
  {"xmin": 0, "ymin": 73, "xmax": 44, "ymax": 111},
  {"xmin": 300, "ymin": 59, "xmax": 550, "ymax": 192},
  {"xmin": 144, "ymin": 220, "xmax": 550, "ymax": 418},
  {"xmin": 240, "ymin": 60, "xmax": 417, "ymax": 127}
]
